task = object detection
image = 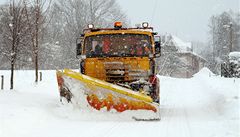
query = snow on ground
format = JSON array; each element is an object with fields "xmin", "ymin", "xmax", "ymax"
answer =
[{"xmin": 0, "ymin": 68, "xmax": 239, "ymax": 137}]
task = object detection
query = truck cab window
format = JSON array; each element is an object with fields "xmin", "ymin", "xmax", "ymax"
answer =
[{"xmin": 85, "ymin": 34, "xmax": 152, "ymax": 58}]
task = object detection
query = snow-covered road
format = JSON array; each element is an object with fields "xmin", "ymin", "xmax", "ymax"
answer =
[
  {"xmin": 159, "ymin": 71, "xmax": 239, "ymax": 137},
  {"xmin": 0, "ymin": 69, "xmax": 239, "ymax": 137}
]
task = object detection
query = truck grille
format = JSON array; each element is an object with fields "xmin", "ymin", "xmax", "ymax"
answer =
[{"xmin": 104, "ymin": 62, "xmax": 148, "ymax": 82}]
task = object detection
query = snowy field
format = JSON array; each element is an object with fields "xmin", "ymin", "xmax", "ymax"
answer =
[{"xmin": 0, "ymin": 68, "xmax": 239, "ymax": 137}]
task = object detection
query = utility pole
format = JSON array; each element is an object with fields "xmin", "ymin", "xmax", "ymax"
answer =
[
  {"xmin": 223, "ymin": 22, "xmax": 233, "ymax": 53},
  {"xmin": 229, "ymin": 22, "xmax": 233, "ymax": 52}
]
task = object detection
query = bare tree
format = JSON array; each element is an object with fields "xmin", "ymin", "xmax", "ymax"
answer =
[
  {"xmin": 1, "ymin": 0, "xmax": 128, "ymax": 71},
  {"xmin": 87, "ymin": 0, "xmax": 127, "ymax": 27},
  {"xmin": 47, "ymin": 0, "xmax": 128, "ymax": 69},
  {"xmin": 0, "ymin": 0, "xmax": 29, "ymax": 89},
  {"xmin": 24, "ymin": 0, "xmax": 51, "ymax": 82}
]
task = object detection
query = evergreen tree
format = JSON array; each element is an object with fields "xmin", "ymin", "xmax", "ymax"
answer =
[{"xmin": 208, "ymin": 11, "xmax": 240, "ymax": 74}]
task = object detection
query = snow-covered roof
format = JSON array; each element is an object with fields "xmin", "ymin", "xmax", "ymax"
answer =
[
  {"xmin": 180, "ymin": 51, "xmax": 206, "ymax": 61},
  {"xmin": 161, "ymin": 34, "xmax": 192, "ymax": 52},
  {"xmin": 171, "ymin": 35, "xmax": 192, "ymax": 52},
  {"xmin": 161, "ymin": 34, "xmax": 206, "ymax": 61},
  {"xmin": 229, "ymin": 52, "xmax": 240, "ymax": 59}
]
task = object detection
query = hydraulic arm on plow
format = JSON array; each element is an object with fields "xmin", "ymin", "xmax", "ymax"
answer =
[{"xmin": 57, "ymin": 22, "xmax": 161, "ymax": 121}]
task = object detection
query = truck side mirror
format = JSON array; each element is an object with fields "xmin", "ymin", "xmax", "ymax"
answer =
[
  {"xmin": 76, "ymin": 36, "xmax": 84, "ymax": 58},
  {"xmin": 155, "ymin": 42, "xmax": 161, "ymax": 57},
  {"xmin": 76, "ymin": 43, "xmax": 82, "ymax": 56},
  {"xmin": 154, "ymin": 36, "xmax": 161, "ymax": 57}
]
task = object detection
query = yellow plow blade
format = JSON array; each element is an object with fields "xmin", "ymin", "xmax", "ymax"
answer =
[{"xmin": 56, "ymin": 69, "xmax": 160, "ymax": 121}]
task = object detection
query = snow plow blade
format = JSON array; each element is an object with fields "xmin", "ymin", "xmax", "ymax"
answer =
[{"xmin": 56, "ymin": 69, "xmax": 160, "ymax": 121}]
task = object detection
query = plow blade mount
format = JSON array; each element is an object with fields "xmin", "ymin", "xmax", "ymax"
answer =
[{"xmin": 56, "ymin": 69, "xmax": 160, "ymax": 121}]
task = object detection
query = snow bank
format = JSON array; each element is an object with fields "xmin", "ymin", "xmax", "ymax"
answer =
[{"xmin": 193, "ymin": 67, "xmax": 215, "ymax": 77}]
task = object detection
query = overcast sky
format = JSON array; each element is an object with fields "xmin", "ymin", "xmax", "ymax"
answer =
[
  {"xmin": 117, "ymin": 0, "xmax": 239, "ymax": 42},
  {"xmin": 0, "ymin": 0, "xmax": 239, "ymax": 42}
]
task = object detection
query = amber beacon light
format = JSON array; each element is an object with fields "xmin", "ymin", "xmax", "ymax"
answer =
[{"xmin": 114, "ymin": 22, "xmax": 122, "ymax": 28}]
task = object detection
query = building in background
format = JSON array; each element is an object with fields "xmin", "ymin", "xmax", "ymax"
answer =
[{"xmin": 157, "ymin": 34, "xmax": 206, "ymax": 78}]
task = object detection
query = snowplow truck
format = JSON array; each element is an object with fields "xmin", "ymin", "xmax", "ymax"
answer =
[{"xmin": 57, "ymin": 22, "xmax": 161, "ymax": 120}]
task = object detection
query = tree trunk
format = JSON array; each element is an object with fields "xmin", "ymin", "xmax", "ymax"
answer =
[
  {"xmin": 10, "ymin": 59, "xmax": 14, "ymax": 90},
  {"xmin": 35, "ymin": 51, "xmax": 38, "ymax": 82},
  {"xmin": 10, "ymin": 27, "xmax": 16, "ymax": 90},
  {"xmin": 35, "ymin": 0, "xmax": 40, "ymax": 83}
]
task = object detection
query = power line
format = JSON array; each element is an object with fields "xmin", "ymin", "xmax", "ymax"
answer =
[{"xmin": 151, "ymin": 0, "xmax": 158, "ymax": 25}]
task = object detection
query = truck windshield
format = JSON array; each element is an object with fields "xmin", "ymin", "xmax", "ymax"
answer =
[{"xmin": 84, "ymin": 34, "xmax": 152, "ymax": 57}]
